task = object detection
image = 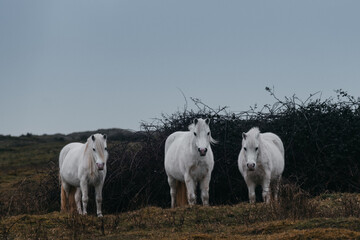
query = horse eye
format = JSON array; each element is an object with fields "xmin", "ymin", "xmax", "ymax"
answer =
[
  {"xmin": 244, "ymin": 147, "xmax": 247, "ymax": 151},
  {"xmin": 194, "ymin": 132, "xmax": 197, "ymax": 136},
  {"xmin": 207, "ymin": 132, "xmax": 210, "ymax": 136},
  {"xmin": 255, "ymin": 147, "xmax": 258, "ymax": 151},
  {"xmin": 105, "ymin": 147, "xmax": 108, "ymax": 151},
  {"xmin": 93, "ymin": 148, "xmax": 96, "ymax": 152}
]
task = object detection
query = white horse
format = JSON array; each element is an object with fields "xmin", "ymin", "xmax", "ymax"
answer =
[
  {"xmin": 164, "ymin": 118, "xmax": 216, "ymax": 208},
  {"xmin": 59, "ymin": 133, "xmax": 108, "ymax": 217},
  {"xmin": 238, "ymin": 127, "xmax": 284, "ymax": 203}
]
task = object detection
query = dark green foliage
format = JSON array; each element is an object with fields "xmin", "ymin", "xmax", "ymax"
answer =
[{"xmin": 102, "ymin": 89, "xmax": 360, "ymax": 213}]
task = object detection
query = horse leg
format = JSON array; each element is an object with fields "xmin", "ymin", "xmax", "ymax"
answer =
[
  {"xmin": 273, "ymin": 176, "xmax": 282, "ymax": 201},
  {"xmin": 262, "ymin": 177, "xmax": 271, "ymax": 204},
  {"xmin": 80, "ymin": 180, "xmax": 89, "ymax": 215},
  {"xmin": 95, "ymin": 184, "xmax": 104, "ymax": 217},
  {"xmin": 167, "ymin": 176, "xmax": 177, "ymax": 208},
  {"xmin": 75, "ymin": 188, "xmax": 82, "ymax": 214},
  {"xmin": 245, "ymin": 179, "xmax": 256, "ymax": 204},
  {"xmin": 184, "ymin": 173, "xmax": 196, "ymax": 206},
  {"xmin": 200, "ymin": 175, "xmax": 211, "ymax": 206}
]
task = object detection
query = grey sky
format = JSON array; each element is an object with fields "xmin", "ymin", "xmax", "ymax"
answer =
[{"xmin": 1, "ymin": 1, "xmax": 360, "ymax": 136}]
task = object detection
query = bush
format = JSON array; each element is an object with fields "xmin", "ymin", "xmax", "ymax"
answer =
[
  {"xmin": 100, "ymin": 89, "xmax": 360, "ymax": 213},
  {"xmin": 4, "ymin": 160, "xmax": 59, "ymax": 215}
]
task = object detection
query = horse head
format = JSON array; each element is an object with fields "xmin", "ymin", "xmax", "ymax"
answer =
[
  {"xmin": 242, "ymin": 127, "xmax": 260, "ymax": 171},
  {"xmin": 90, "ymin": 133, "xmax": 109, "ymax": 171},
  {"xmin": 189, "ymin": 118, "xmax": 216, "ymax": 157}
]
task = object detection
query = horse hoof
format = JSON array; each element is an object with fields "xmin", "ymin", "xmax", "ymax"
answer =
[{"xmin": 97, "ymin": 213, "xmax": 103, "ymax": 217}]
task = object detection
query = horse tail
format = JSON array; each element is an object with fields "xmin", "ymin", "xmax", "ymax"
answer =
[
  {"xmin": 59, "ymin": 143, "xmax": 77, "ymax": 213},
  {"xmin": 60, "ymin": 184, "xmax": 67, "ymax": 212},
  {"xmin": 176, "ymin": 181, "xmax": 188, "ymax": 207},
  {"xmin": 60, "ymin": 184, "xmax": 77, "ymax": 213}
]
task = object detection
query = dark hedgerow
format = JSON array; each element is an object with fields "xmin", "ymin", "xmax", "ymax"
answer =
[{"xmin": 101, "ymin": 88, "xmax": 360, "ymax": 213}]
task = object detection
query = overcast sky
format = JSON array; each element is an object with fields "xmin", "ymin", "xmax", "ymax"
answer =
[{"xmin": 1, "ymin": 1, "xmax": 360, "ymax": 136}]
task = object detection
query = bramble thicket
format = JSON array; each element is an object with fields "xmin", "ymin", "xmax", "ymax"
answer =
[{"xmin": 103, "ymin": 88, "xmax": 360, "ymax": 213}]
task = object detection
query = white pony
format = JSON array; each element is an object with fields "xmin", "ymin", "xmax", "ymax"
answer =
[
  {"xmin": 59, "ymin": 133, "xmax": 108, "ymax": 217},
  {"xmin": 238, "ymin": 127, "xmax": 284, "ymax": 203},
  {"xmin": 164, "ymin": 118, "xmax": 216, "ymax": 208}
]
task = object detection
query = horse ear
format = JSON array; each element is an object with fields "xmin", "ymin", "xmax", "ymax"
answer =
[
  {"xmin": 205, "ymin": 118, "xmax": 210, "ymax": 125},
  {"xmin": 103, "ymin": 134, "xmax": 107, "ymax": 140},
  {"xmin": 242, "ymin": 132, "xmax": 247, "ymax": 140},
  {"xmin": 92, "ymin": 135, "xmax": 95, "ymax": 141},
  {"xmin": 193, "ymin": 118, "xmax": 198, "ymax": 125}
]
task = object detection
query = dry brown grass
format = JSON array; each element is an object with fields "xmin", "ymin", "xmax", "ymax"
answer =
[{"xmin": 1, "ymin": 192, "xmax": 360, "ymax": 240}]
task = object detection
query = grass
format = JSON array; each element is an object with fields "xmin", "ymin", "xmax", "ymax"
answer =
[
  {"xmin": 1, "ymin": 198, "xmax": 360, "ymax": 239},
  {"xmin": 0, "ymin": 138, "xmax": 64, "ymax": 189}
]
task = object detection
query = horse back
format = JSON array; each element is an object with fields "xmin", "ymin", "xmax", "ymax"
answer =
[
  {"xmin": 261, "ymin": 133, "xmax": 284, "ymax": 157},
  {"xmin": 59, "ymin": 143, "xmax": 84, "ymax": 166},
  {"xmin": 59, "ymin": 142, "xmax": 85, "ymax": 184},
  {"xmin": 165, "ymin": 131, "xmax": 194, "ymax": 181},
  {"xmin": 165, "ymin": 131, "xmax": 188, "ymax": 155},
  {"xmin": 261, "ymin": 133, "xmax": 285, "ymax": 175}
]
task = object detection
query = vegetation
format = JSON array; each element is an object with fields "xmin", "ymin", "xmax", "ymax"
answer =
[
  {"xmin": 1, "ymin": 192, "xmax": 360, "ymax": 239},
  {"xmin": 102, "ymin": 88, "xmax": 360, "ymax": 211},
  {"xmin": 1, "ymin": 88, "xmax": 360, "ymax": 239}
]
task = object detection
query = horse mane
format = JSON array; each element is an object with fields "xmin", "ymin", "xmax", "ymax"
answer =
[
  {"xmin": 94, "ymin": 137, "xmax": 106, "ymax": 160},
  {"xmin": 188, "ymin": 121, "xmax": 218, "ymax": 145},
  {"xmin": 248, "ymin": 127, "xmax": 260, "ymax": 136},
  {"xmin": 209, "ymin": 135, "xmax": 218, "ymax": 145},
  {"xmin": 85, "ymin": 134, "xmax": 107, "ymax": 176},
  {"xmin": 85, "ymin": 137, "xmax": 95, "ymax": 176},
  {"xmin": 243, "ymin": 127, "xmax": 261, "ymax": 146},
  {"xmin": 188, "ymin": 123, "xmax": 196, "ymax": 132}
]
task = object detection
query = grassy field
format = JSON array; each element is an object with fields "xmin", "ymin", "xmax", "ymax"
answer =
[
  {"xmin": 1, "ymin": 194, "xmax": 360, "ymax": 239},
  {"xmin": 1, "ymin": 131, "xmax": 360, "ymax": 239},
  {"xmin": 0, "ymin": 135, "xmax": 65, "ymax": 213}
]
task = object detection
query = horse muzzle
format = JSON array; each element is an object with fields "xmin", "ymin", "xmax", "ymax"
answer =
[
  {"xmin": 247, "ymin": 162, "xmax": 256, "ymax": 171},
  {"xmin": 96, "ymin": 163, "xmax": 105, "ymax": 170},
  {"xmin": 198, "ymin": 148, "xmax": 208, "ymax": 156}
]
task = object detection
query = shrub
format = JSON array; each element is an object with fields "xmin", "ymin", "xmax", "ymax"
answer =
[{"xmin": 101, "ymin": 88, "xmax": 360, "ymax": 213}]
